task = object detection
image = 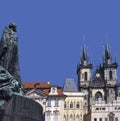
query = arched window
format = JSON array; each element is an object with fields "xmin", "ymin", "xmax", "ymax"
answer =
[
  {"xmin": 76, "ymin": 114, "xmax": 79, "ymax": 121},
  {"xmin": 76, "ymin": 102, "xmax": 80, "ymax": 108},
  {"xmin": 70, "ymin": 102, "xmax": 73, "ymax": 108},
  {"xmin": 95, "ymin": 91, "xmax": 102, "ymax": 100},
  {"xmin": 109, "ymin": 71, "xmax": 113, "ymax": 80},
  {"xmin": 85, "ymin": 72, "xmax": 87, "ymax": 81}
]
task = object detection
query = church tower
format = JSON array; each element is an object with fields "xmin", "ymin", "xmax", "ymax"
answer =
[
  {"xmin": 103, "ymin": 43, "xmax": 118, "ymax": 101},
  {"xmin": 77, "ymin": 46, "xmax": 92, "ymax": 92}
]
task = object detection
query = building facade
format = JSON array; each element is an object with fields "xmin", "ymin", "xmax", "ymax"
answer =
[
  {"xmin": 77, "ymin": 44, "xmax": 119, "ymax": 111},
  {"xmin": 84, "ymin": 97, "xmax": 120, "ymax": 121},
  {"xmin": 23, "ymin": 82, "xmax": 66, "ymax": 121},
  {"xmin": 46, "ymin": 85, "xmax": 66, "ymax": 121},
  {"xmin": 63, "ymin": 79, "xmax": 85, "ymax": 121}
]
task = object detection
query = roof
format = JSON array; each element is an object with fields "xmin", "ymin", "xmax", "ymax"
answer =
[
  {"xmin": 43, "ymin": 88, "xmax": 65, "ymax": 97},
  {"xmin": 63, "ymin": 79, "xmax": 78, "ymax": 92},
  {"xmin": 23, "ymin": 82, "xmax": 51, "ymax": 89},
  {"xmin": 23, "ymin": 81, "xmax": 66, "ymax": 97}
]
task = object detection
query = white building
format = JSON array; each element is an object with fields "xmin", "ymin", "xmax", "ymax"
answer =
[
  {"xmin": 23, "ymin": 82, "xmax": 66, "ymax": 121},
  {"xmin": 45, "ymin": 85, "xmax": 66, "ymax": 121},
  {"xmin": 84, "ymin": 97, "xmax": 120, "ymax": 121}
]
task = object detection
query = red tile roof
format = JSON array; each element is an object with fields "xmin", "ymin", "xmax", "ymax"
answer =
[
  {"xmin": 23, "ymin": 82, "xmax": 66, "ymax": 97},
  {"xmin": 23, "ymin": 82, "xmax": 51, "ymax": 89}
]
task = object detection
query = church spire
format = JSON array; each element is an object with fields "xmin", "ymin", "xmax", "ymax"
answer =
[
  {"xmin": 104, "ymin": 43, "xmax": 112, "ymax": 65},
  {"xmin": 80, "ymin": 45, "xmax": 88, "ymax": 66}
]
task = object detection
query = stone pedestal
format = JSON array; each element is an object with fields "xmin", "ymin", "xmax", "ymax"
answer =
[{"xmin": 0, "ymin": 94, "xmax": 44, "ymax": 121}]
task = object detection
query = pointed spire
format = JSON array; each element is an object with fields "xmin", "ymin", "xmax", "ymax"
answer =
[
  {"xmin": 80, "ymin": 45, "xmax": 88, "ymax": 66},
  {"xmin": 83, "ymin": 45, "xmax": 88, "ymax": 60},
  {"xmin": 104, "ymin": 43, "xmax": 112, "ymax": 64}
]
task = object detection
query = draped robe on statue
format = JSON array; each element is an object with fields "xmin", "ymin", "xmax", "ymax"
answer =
[{"xmin": 0, "ymin": 25, "xmax": 21, "ymax": 83}]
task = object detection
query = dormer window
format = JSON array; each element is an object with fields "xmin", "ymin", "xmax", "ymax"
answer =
[
  {"xmin": 50, "ymin": 87, "xmax": 58, "ymax": 94},
  {"xmin": 52, "ymin": 87, "xmax": 56, "ymax": 93}
]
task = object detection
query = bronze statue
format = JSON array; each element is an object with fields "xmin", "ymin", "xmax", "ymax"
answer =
[
  {"xmin": 0, "ymin": 22, "xmax": 21, "ymax": 82},
  {"xmin": 0, "ymin": 23, "xmax": 44, "ymax": 121},
  {"xmin": 0, "ymin": 23, "xmax": 25, "ymax": 103}
]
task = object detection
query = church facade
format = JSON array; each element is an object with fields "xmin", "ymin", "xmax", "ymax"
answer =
[{"xmin": 77, "ymin": 44, "xmax": 119, "ymax": 112}]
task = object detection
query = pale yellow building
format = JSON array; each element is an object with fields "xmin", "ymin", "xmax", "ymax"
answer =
[{"xmin": 63, "ymin": 79, "xmax": 85, "ymax": 121}]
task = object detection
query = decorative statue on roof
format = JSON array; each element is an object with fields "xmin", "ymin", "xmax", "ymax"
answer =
[{"xmin": 0, "ymin": 22, "xmax": 21, "ymax": 82}]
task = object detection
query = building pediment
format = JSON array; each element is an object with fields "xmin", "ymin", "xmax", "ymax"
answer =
[{"xmin": 26, "ymin": 89, "xmax": 47, "ymax": 98}]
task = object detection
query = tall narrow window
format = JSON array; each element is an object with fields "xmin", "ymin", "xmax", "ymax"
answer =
[
  {"xmin": 70, "ymin": 114, "xmax": 73, "ymax": 121},
  {"xmin": 54, "ymin": 114, "xmax": 58, "ymax": 121},
  {"xmin": 109, "ymin": 71, "xmax": 113, "ymax": 80},
  {"xmin": 76, "ymin": 102, "xmax": 80, "ymax": 108},
  {"xmin": 94, "ymin": 118, "xmax": 97, "ymax": 121},
  {"xmin": 105, "ymin": 118, "xmax": 108, "ymax": 121},
  {"xmin": 76, "ymin": 114, "xmax": 79, "ymax": 121},
  {"xmin": 99, "ymin": 118, "xmax": 102, "ymax": 121},
  {"xmin": 63, "ymin": 115, "xmax": 66, "ymax": 121},
  {"xmin": 115, "ymin": 117, "xmax": 118, "ymax": 121},
  {"xmin": 64, "ymin": 102, "xmax": 66, "ymax": 108},
  {"xmin": 47, "ymin": 99, "xmax": 51, "ymax": 107},
  {"xmin": 85, "ymin": 72, "xmax": 87, "ymax": 81},
  {"xmin": 70, "ymin": 102, "xmax": 73, "ymax": 108},
  {"xmin": 55, "ymin": 98, "xmax": 59, "ymax": 107},
  {"xmin": 46, "ymin": 114, "xmax": 50, "ymax": 121}
]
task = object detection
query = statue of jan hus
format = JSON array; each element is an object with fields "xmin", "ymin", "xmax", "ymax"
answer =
[
  {"xmin": 0, "ymin": 23, "xmax": 25, "ymax": 104},
  {"xmin": 0, "ymin": 22, "xmax": 21, "ymax": 83}
]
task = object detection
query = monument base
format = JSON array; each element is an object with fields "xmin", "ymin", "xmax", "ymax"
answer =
[{"xmin": 0, "ymin": 94, "xmax": 44, "ymax": 121}]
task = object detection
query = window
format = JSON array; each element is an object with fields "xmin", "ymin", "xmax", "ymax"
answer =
[
  {"xmin": 85, "ymin": 72, "xmax": 88, "ymax": 81},
  {"xmin": 94, "ymin": 118, "xmax": 97, "ymax": 121},
  {"xmin": 70, "ymin": 102, "xmax": 73, "ymax": 108},
  {"xmin": 63, "ymin": 115, "xmax": 66, "ymax": 121},
  {"xmin": 76, "ymin": 102, "xmax": 80, "ymax": 108},
  {"xmin": 70, "ymin": 114, "xmax": 73, "ymax": 121},
  {"xmin": 99, "ymin": 118, "xmax": 102, "ymax": 121},
  {"xmin": 47, "ymin": 99, "xmax": 51, "ymax": 107},
  {"xmin": 95, "ymin": 91, "xmax": 102, "ymax": 100},
  {"xmin": 55, "ymin": 98, "xmax": 59, "ymax": 107},
  {"xmin": 46, "ymin": 114, "xmax": 50, "ymax": 121},
  {"xmin": 109, "ymin": 71, "xmax": 113, "ymax": 79},
  {"xmin": 76, "ymin": 114, "xmax": 79, "ymax": 121},
  {"xmin": 115, "ymin": 117, "xmax": 118, "ymax": 121},
  {"xmin": 64, "ymin": 102, "xmax": 66, "ymax": 108},
  {"xmin": 105, "ymin": 118, "xmax": 108, "ymax": 121},
  {"xmin": 54, "ymin": 114, "xmax": 58, "ymax": 121}
]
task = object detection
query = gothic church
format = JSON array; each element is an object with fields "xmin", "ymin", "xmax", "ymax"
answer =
[{"xmin": 77, "ymin": 44, "xmax": 119, "ymax": 110}]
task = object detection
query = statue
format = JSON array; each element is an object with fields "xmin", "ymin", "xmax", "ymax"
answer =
[
  {"xmin": 0, "ymin": 22, "xmax": 21, "ymax": 82},
  {"xmin": 0, "ymin": 23, "xmax": 44, "ymax": 121},
  {"xmin": 0, "ymin": 23, "xmax": 25, "ymax": 105}
]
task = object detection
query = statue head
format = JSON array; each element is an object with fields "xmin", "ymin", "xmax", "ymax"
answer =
[{"xmin": 9, "ymin": 22, "xmax": 17, "ymax": 32}]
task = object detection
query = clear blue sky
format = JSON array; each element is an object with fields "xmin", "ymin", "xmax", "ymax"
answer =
[{"xmin": 0, "ymin": 1, "xmax": 120, "ymax": 87}]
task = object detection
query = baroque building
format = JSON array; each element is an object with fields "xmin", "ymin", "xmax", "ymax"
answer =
[
  {"xmin": 23, "ymin": 82, "xmax": 66, "ymax": 121},
  {"xmin": 77, "ymin": 44, "xmax": 119, "ymax": 111}
]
